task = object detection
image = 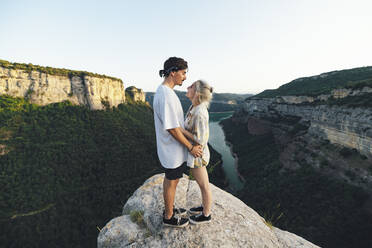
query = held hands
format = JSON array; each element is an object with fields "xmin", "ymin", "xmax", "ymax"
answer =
[{"xmin": 189, "ymin": 144, "xmax": 203, "ymax": 158}]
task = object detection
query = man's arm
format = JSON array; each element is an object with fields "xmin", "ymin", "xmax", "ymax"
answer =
[
  {"xmin": 179, "ymin": 127, "xmax": 200, "ymax": 145},
  {"xmin": 168, "ymin": 127, "xmax": 203, "ymax": 158}
]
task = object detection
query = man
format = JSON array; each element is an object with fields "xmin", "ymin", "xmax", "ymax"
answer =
[{"xmin": 153, "ymin": 57, "xmax": 203, "ymax": 227}]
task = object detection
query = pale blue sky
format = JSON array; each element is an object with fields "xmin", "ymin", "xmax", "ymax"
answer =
[{"xmin": 1, "ymin": 0, "xmax": 372, "ymax": 94}]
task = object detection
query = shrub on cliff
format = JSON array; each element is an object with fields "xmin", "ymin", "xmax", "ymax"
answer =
[
  {"xmin": 326, "ymin": 93, "xmax": 372, "ymax": 108},
  {"xmin": 344, "ymin": 78, "xmax": 372, "ymax": 90}
]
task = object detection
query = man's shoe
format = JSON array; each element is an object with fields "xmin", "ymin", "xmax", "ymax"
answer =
[
  {"xmin": 189, "ymin": 206, "xmax": 203, "ymax": 214},
  {"xmin": 174, "ymin": 207, "xmax": 187, "ymax": 216},
  {"xmin": 189, "ymin": 213, "xmax": 211, "ymax": 225},
  {"xmin": 163, "ymin": 206, "xmax": 187, "ymax": 217},
  {"xmin": 163, "ymin": 214, "xmax": 189, "ymax": 228}
]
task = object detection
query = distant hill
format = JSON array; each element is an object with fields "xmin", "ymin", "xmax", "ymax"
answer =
[
  {"xmin": 146, "ymin": 91, "xmax": 252, "ymax": 112},
  {"xmin": 256, "ymin": 66, "xmax": 372, "ymax": 98}
]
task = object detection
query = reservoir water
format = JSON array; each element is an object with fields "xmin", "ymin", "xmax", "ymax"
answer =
[{"xmin": 209, "ymin": 112, "xmax": 244, "ymax": 192}]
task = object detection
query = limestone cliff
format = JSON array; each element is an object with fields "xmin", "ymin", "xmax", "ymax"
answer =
[
  {"xmin": 97, "ymin": 174, "xmax": 319, "ymax": 248},
  {"xmin": 234, "ymin": 96, "xmax": 372, "ymax": 192},
  {"xmin": 241, "ymin": 97, "xmax": 372, "ymax": 157},
  {"xmin": 0, "ymin": 65, "xmax": 125, "ymax": 110},
  {"xmin": 125, "ymin": 86, "xmax": 146, "ymax": 102}
]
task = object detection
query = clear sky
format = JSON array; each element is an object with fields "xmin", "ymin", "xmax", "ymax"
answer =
[{"xmin": 1, "ymin": 0, "xmax": 372, "ymax": 94}]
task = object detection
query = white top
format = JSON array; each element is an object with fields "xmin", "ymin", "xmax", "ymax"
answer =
[
  {"xmin": 153, "ymin": 84, "xmax": 187, "ymax": 169},
  {"xmin": 184, "ymin": 102, "xmax": 210, "ymax": 168}
]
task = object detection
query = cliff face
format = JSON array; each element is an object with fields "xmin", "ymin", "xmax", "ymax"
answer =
[
  {"xmin": 242, "ymin": 98, "xmax": 372, "ymax": 157},
  {"xmin": 267, "ymin": 86, "xmax": 372, "ymax": 104},
  {"xmin": 235, "ymin": 96, "xmax": 372, "ymax": 193},
  {"xmin": 98, "ymin": 174, "xmax": 319, "ymax": 248},
  {"xmin": 0, "ymin": 66, "xmax": 126, "ymax": 110},
  {"xmin": 125, "ymin": 86, "xmax": 146, "ymax": 102}
]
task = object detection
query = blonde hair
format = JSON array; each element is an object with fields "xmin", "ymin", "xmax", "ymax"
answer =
[{"xmin": 194, "ymin": 80, "xmax": 213, "ymax": 107}]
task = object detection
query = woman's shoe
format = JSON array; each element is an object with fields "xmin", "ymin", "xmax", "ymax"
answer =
[{"xmin": 189, "ymin": 213, "xmax": 211, "ymax": 224}]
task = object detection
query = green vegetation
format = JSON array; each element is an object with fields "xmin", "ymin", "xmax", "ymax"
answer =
[
  {"xmin": 320, "ymin": 159, "xmax": 329, "ymax": 169},
  {"xmin": 292, "ymin": 92, "xmax": 372, "ymax": 108},
  {"xmin": 325, "ymin": 93, "xmax": 372, "ymax": 108},
  {"xmin": 263, "ymin": 203, "xmax": 284, "ymax": 230},
  {"xmin": 0, "ymin": 94, "xmax": 223, "ymax": 247},
  {"xmin": 256, "ymin": 66, "xmax": 372, "ymax": 98},
  {"xmin": 251, "ymin": 66, "xmax": 372, "ymax": 108},
  {"xmin": 221, "ymin": 117, "xmax": 372, "ymax": 248},
  {"xmin": 345, "ymin": 170, "xmax": 357, "ymax": 181},
  {"xmin": 130, "ymin": 210, "xmax": 144, "ymax": 226},
  {"xmin": 288, "ymin": 122, "xmax": 310, "ymax": 136},
  {"xmin": 0, "ymin": 59, "xmax": 122, "ymax": 82},
  {"xmin": 344, "ymin": 78, "xmax": 372, "ymax": 90},
  {"xmin": 339, "ymin": 147, "xmax": 358, "ymax": 158},
  {"xmin": 0, "ymin": 95, "xmax": 161, "ymax": 247},
  {"xmin": 125, "ymin": 91, "xmax": 138, "ymax": 105}
]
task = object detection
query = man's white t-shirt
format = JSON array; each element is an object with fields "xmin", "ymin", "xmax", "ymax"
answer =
[{"xmin": 153, "ymin": 84, "xmax": 187, "ymax": 169}]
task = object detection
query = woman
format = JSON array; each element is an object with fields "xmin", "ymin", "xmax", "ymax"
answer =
[{"xmin": 181, "ymin": 80, "xmax": 213, "ymax": 224}]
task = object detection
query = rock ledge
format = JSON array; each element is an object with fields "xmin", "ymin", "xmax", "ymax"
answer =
[{"xmin": 98, "ymin": 174, "xmax": 320, "ymax": 248}]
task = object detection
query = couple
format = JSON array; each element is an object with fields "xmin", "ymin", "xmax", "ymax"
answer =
[{"xmin": 153, "ymin": 57, "xmax": 213, "ymax": 228}]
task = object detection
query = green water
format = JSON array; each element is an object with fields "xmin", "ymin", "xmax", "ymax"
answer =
[{"xmin": 209, "ymin": 112, "xmax": 244, "ymax": 191}]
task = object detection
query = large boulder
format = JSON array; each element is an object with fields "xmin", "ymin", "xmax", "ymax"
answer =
[{"xmin": 97, "ymin": 174, "xmax": 320, "ymax": 248}]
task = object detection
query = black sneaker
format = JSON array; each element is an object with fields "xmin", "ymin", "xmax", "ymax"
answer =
[
  {"xmin": 174, "ymin": 207, "xmax": 187, "ymax": 216},
  {"xmin": 189, "ymin": 213, "xmax": 211, "ymax": 225},
  {"xmin": 189, "ymin": 206, "xmax": 203, "ymax": 214},
  {"xmin": 163, "ymin": 213, "xmax": 189, "ymax": 228},
  {"xmin": 163, "ymin": 206, "xmax": 187, "ymax": 217}
]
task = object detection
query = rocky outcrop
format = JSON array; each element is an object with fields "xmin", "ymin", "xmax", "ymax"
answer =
[
  {"xmin": 332, "ymin": 87, "xmax": 372, "ymax": 98},
  {"xmin": 125, "ymin": 86, "xmax": 146, "ymax": 102},
  {"xmin": 241, "ymin": 98, "xmax": 372, "ymax": 157},
  {"xmin": 266, "ymin": 87, "xmax": 372, "ymax": 104},
  {"xmin": 97, "ymin": 174, "xmax": 319, "ymax": 248},
  {"xmin": 0, "ymin": 66, "xmax": 126, "ymax": 110}
]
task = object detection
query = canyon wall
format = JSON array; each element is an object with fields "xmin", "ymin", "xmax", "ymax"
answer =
[
  {"xmin": 0, "ymin": 66, "xmax": 126, "ymax": 110},
  {"xmin": 241, "ymin": 97, "xmax": 372, "ymax": 156}
]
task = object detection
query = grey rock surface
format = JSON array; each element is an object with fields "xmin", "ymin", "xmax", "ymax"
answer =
[{"xmin": 98, "ymin": 174, "xmax": 320, "ymax": 248}]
